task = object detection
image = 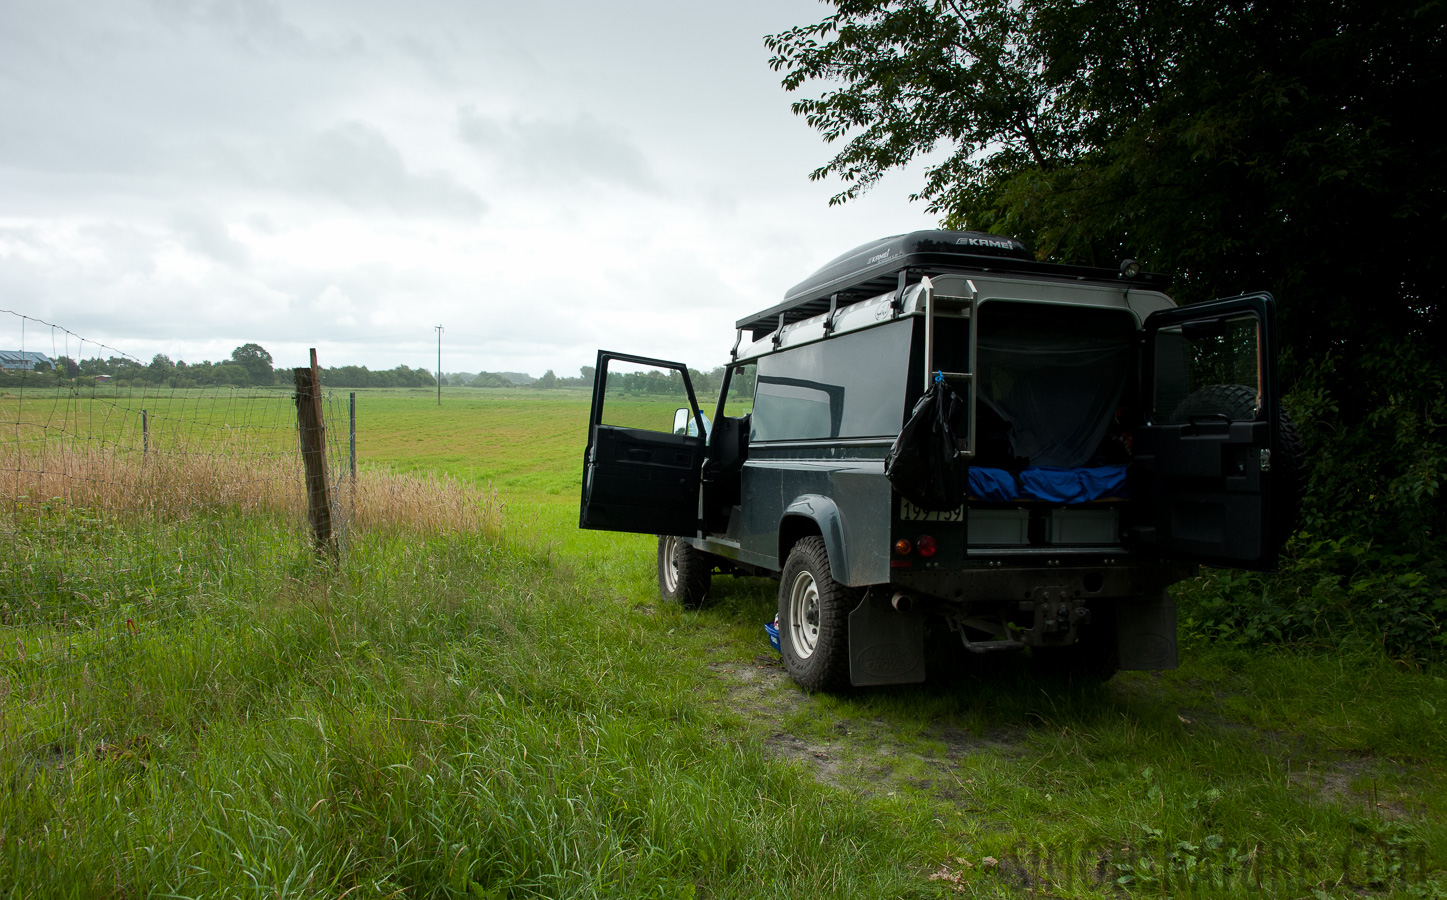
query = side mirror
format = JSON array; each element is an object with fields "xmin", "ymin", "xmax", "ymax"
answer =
[{"xmin": 672, "ymin": 407, "xmax": 690, "ymax": 435}]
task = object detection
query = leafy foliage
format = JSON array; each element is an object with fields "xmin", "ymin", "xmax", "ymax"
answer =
[
  {"xmin": 229, "ymin": 342, "xmax": 273, "ymax": 384},
  {"xmin": 319, "ymin": 363, "xmax": 436, "ymax": 389},
  {"xmin": 771, "ymin": 0, "xmax": 1447, "ymax": 652}
]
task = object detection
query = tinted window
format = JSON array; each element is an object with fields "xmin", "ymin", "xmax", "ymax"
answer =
[
  {"xmin": 750, "ymin": 321, "xmax": 911, "ymax": 442},
  {"xmin": 1153, "ymin": 314, "xmax": 1261, "ymax": 424}
]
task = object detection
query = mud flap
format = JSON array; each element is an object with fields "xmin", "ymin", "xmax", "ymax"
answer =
[
  {"xmin": 848, "ymin": 589, "xmax": 926, "ymax": 686},
  {"xmin": 1116, "ymin": 591, "xmax": 1179, "ymax": 670}
]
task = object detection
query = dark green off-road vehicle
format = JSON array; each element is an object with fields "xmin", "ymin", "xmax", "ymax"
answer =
[{"xmin": 580, "ymin": 231, "xmax": 1300, "ymax": 690}]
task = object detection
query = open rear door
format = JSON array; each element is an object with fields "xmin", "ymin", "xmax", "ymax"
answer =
[
  {"xmin": 579, "ymin": 351, "xmax": 707, "ymax": 537},
  {"xmin": 1133, "ymin": 293, "xmax": 1283, "ymax": 569}
]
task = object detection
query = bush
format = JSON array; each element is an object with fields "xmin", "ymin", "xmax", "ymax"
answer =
[
  {"xmin": 1180, "ymin": 335, "xmax": 1447, "ymax": 660},
  {"xmin": 1179, "ymin": 536, "xmax": 1447, "ymax": 659}
]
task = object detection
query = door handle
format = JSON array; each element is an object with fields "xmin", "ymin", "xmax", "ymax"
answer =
[{"xmin": 627, "ymin": 448, "xmax": 652, "ymax": 461}]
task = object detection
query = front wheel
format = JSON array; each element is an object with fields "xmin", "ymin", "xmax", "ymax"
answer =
[
  {"xmin": 657, "ymin": 535, "xmax": 712, "ymax": 608},
  {"xmin": 778, "ymin": 536, "xmax": 859, "ymax": 692}
]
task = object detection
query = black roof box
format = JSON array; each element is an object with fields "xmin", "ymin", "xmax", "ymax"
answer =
[{"xmin": 737, "ymin": 229, "xmax": 1168, "ymax": 340}]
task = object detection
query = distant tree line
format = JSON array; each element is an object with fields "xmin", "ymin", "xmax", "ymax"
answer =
[
  {"xmin": 320, "ymin": 365, "xmax": 436, "ymax": 389},
  {"xmin": 462, "ymin": 365, "xmax": 753, "ymax": 400},
  {"xmin": 8, "ymin": 347, "xmax": 754, "ymax": 399},
  {"xmin": 2, "ymin": 343, "xmax": 434, "ymax": 389},
  {"xmin": 599, "ymin": 366, "xmax": 753, "ymax": 400}
]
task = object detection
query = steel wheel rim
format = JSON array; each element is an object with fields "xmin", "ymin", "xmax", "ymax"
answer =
[
  {"xmin": 787, "ymin": 569, "xmax": 820, "ymax": 660},
  {"xmin": 661, "ymin": 536, "xmax": 680, "ymax": 594}
]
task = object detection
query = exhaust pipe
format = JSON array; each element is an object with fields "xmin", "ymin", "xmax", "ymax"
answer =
[{"xmin": 891, "ymin": 592, "xmax": 914, "ymax": 613}]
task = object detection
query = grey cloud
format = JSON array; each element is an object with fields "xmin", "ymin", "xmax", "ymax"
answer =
[
  {"xmin": 181, "ymin": 121, "xmax": 486, "ymax": 219},
  {"xmin": 396, "ymin": 32, "xmax": 458, "ymax": 86},
  {"xmin": 147, "ymin": 0, "xmax": 358, "ymax": 59},
  {"xmin": 0, "ymin": 223, "xmax": 277, "ymax": 346},
  {"xmin": 169, "ymin": 206, "xmax": 250, "ymax": 267},
  {"xmin": 289, "ymin": 121, "xmax": 486, "ymax": 218},
  {"xmin": 457, "ymin": 106, "xmax": 658, "ymax": 193}
]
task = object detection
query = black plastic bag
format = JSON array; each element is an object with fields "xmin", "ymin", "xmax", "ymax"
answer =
[{"xmin": 885, "ymin": 377, "xmax": 967, "ymax": 511}]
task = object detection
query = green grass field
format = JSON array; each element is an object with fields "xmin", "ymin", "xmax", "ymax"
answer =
[{"xmin": 2, "ymin": 385, "xmax": 1444, "ymax": 898}]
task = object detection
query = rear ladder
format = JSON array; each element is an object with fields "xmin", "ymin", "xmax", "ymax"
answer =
[{"xmin": 922, "ymin": 276, "xmax": 979, "ymax": 458}]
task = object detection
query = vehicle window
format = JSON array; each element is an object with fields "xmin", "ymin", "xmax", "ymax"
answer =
[
  {"xmin": 976, "ymin": 301, "xmax": 1136, "ymax": 469},
  {"xmin": 1153, "ymin": 314, "xmax": 1261, "ymax": 424},
  {"xmin": 599, "ymin": 361, "xmax": 700, "ymax": 434},
  {"xmin": 752, "ymin": 378, "xmax": 837, "ymax": 440},
  {"xmin": 725, "ymin": 363, "xmax": 755, "ymax": 415},
  {"xmin": 749, "ymin": 321, "xmax": 911, "ymax": 442}
]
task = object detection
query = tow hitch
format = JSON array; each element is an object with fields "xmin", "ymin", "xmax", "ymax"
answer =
[{"xmin": 947, "ymin": 585, "xmax": 1093, "ymax": 653}]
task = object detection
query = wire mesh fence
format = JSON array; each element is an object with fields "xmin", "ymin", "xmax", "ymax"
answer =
[{"xmin": 0, "ymin": 310, "xmax": 355, "ymax": 759}]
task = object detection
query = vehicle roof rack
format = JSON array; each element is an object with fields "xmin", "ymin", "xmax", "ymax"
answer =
[{"xmin": 735, "ymin": 230, "xmax": 1170, "ymax": 341}]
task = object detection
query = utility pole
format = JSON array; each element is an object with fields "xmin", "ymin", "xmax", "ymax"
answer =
[{"xmin": 435, "ymin": 324, "xmax": 443, "ymax": 406}]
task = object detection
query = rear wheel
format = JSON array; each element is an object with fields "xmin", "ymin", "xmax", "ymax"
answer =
[
  {"xmin": 657, "ymin": 535, "xmax": 711, "ymax": 609},
  {"xmin": 778, "ymin": 536, "xmax": 858, "ymax": 692}
]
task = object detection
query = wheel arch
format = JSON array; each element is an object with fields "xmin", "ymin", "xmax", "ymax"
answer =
[{"xmin": 778, "ymin": 495, "xmax": 849, "ymax": 581}]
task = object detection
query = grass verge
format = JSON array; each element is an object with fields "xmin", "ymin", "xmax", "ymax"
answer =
[{"xmin": 3, "ymin": 388, "xmax": 1445, "ymax": 898}]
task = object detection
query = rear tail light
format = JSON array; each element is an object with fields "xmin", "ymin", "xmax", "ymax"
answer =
[{"xmin": 917, "ymin": 535, "xmax": 937, "ymax": 557}]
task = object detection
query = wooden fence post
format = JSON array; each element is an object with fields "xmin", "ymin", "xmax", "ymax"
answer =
[{"xmin": 294, "ymin": 349, "xmax": 335, "ymax": 557}]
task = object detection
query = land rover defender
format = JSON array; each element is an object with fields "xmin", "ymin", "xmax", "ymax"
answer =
[{"xmin": 579, "ymin": 231, "xmax": 1299, "ymax": 690}]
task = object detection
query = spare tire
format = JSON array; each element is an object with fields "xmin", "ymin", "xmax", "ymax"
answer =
[
  {"xmin": 1171, "ymin": 382, "xmax": 1259, "ymax": 422},
  {"xmin": 1170, "ymin": 383, "xmax": 1304, "ymax": 550},
  {"xmin": 1272, "ymin": 412, "xmax": 1306, "ymax": 549}
]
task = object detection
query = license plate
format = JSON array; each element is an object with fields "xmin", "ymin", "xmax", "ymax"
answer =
[{"xmin": 899, "ymin": 498, "xmax": 964, "ymax": 522}]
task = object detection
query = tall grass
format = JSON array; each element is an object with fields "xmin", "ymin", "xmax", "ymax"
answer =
[
  {"xmin": 1, "ymin": 443, "xmax": 500, "ymax": 535},
  {"xmin": 346, "ymin": 467, "xmax": 501, "ymax": 536},
  {"xmin": 1, "ymin": 442, "xmax": 302, "ymax": 518},
  {"xmin": 4, "ymin": 389, "xmax": 1447, "ymax": 897},
  {"xmin": 1, "ymin": 521, "xmax": 932, "ymax": 898}
]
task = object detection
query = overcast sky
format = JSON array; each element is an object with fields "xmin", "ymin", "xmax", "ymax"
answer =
[{"xmin": 0, "ymin": 0, "xmax": 941, "ymax": 378}]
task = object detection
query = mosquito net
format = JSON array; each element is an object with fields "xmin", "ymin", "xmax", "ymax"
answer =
[{"xmin": 975, "ymin": 302, "xmax": 1136, "ymax": 469}]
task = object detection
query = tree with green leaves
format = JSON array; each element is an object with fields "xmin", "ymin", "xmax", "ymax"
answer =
[
  {"xmin": 148, "ymin": 353, "xmax": 175, "ymax": 383},
  {"xmin": 230, "ymin": 343, "xmax": 274, "ymax": 385},
  {"xmin": 769, "ymin": 0, "xmax": 1446, "ymax": 556}
]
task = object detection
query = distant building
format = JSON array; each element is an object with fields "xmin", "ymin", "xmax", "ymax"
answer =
[{"xmin": 0, "ymin": 350, "xmax": 54, "ymax": 371}]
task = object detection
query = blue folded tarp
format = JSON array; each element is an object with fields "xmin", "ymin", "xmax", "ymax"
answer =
[
  {"xmin": 966, "ymin": 465, "xmax": 1129, "ymax": 504},
  {"xmin": 967, "ymin": 467, "xmax": 1021, "ymax": 502},
  {"xmin": 1018, "ymin": 466, "xmax": 1129, "ymax": 504}
]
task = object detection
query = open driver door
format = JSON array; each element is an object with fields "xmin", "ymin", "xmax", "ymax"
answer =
[
  {"xmin": 579, "ymin": 351, "xmax": 707, "ymax": 537},
  {"xmin": 1132, "ymin": 293, "xmax": 1288, "ymax": 569}
]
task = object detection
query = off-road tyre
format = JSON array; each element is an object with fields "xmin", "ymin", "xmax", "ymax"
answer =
[
  {"xmin": 1030, "ymin": 605, "xmax": 1119, "ymax": 683},
  {"xmin": 1171, "ymin": 383, "xmax": 1305, "ymax": 549},
  {"xmin": 778, "ymin": 536, "xmax": 859, "ymax": 692},
  {"xmin": 1171, "ymin": 382, "xmax": 1260, "ymax": 421},
  {"xmin": 1272, "ymin": 414, "xmax": 1306, "ymax": 548},
  {"xmin": 657, "ymin": 535, "xmax": 712, "ymax": 609}
]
